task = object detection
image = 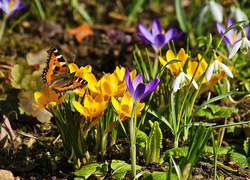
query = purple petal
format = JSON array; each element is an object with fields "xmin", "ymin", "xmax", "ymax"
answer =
[
  {"xmin": 216, "ymin": 22, "xmax": 225, "ymax": 36},
  {"xmin": 152, "ymin": 19, "xmax": 162, "ymax": 37},
  {"xmin": 137, "ymin": 33, "xmax": 153, "ymax": 44},
  {"xmin": 124, "ymin": 67, "xmax": 134, "ymax": 96},
  {"xmin": 223, "ymin": 36, "xmax": 233, "ymax": 46},
  {"xmin": 244, "ymin": 26, "xmax": 250, "ymax": 38},
  {"xmin": 134, "ymin": 83, "xmax": 146, "ymax": 102},
  {"xmin": 138, "ymin": 24, "xmax": 154, "ymax": 42},
  {"xmin": 132, "ymin": 73, "xmax": 143, "ymax": 89},
  {"xmin": 227, "ymin": 18, "xmax": 235, "ymax": 28},
  {"xmin": 141, "ymin": 78, "xmax": 160, "ymax": 99},
  {"xmin": 164, "ymin": 28, "xmax": 177, "ymax": 43},
  {"xmin": 171, "ymin": 31, "xmax": 183, "ymax": 41},
  {"xmin": 10, "ymin": 3, "xmax": 27, "ymax": 15},
  {"xmin": 154, "ymin": 34, "xmax": 166, "ymax": 48}
]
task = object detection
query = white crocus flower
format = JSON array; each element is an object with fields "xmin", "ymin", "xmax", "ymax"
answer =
[
  {"xmin": 200, "ymin": 0, "xmax": 223, "ymax": 23},
  {"xmin": 173, "ymin": 72, "xmax": 198, "ymax": 93},
  {"xmin": 205, "ymin": 60, "xmax": 233, "ymax": 81},
  {"xmin": 229, "ymin": 29, "xmax": 250, "ymax": 59}
]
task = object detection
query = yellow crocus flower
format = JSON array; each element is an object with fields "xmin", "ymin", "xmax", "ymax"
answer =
[
  {"xmin": 72, "ymin": 94, "xmax": 108, "ymax": 123},
  {"xmin": 111, "ymin": 92, "xmax": 145, "ymax": 121},
  {"xmin": 33, "ymin": 84, "xmax": 66, "ymax": 112},
  {"xmin": 159, "ymin": 48, "xmax": 188, "ymax": 76}
]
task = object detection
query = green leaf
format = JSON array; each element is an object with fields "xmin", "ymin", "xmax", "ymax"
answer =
[
  {"xmin": 230, "ymin": 152, "xmax": 249, "ymax": 168},
  {"xmin": 195, "ymin": 104, "xmax": 238, "ymax": 119},
  {"xmin": 151, "ymin": 171, "xmax": 167, "ymax": 180},
  {"xmin": 74, "ymin": 162, "xmax": 108, "ymax": 179},
  {"xmin": 202, "ymin": 146, "xmax": 229, "ymax": 155},
  {"xmin": 22, "ymin": 71, "xmax": 43, "ymax": 92},
  {"xmin": 147, "ymin": 108, "xmax": 173, "ymax": 132},
  {"xmin": 111, "ymin": 160, "xmax": 141, "ymax": 180},
  {"xmin": 136, "ymin": 129, "xmax": 148, "ymax": 149},
  {"xmin": 226, "ymin": 122, "xmax": 243, "ymax": 136},
  {"xmin": 146, "ymin": 121, "xmax": 162, "ymax": 165},
  {"xmin": 175, "ymin": 0, "xmax": 188, "ymax": 33},
  {"xmin": 244, "ymin": 137, "xmax": 250, "ymax": 157},
  {"xmin": 11, "ymin": 62, "xmax": 34, "ymax": 89},
  {"xmin": 162, "ymin": 147, "xmax": 189, "ymax": 162},
  {"xmin": 190, "ymin": 89, "xmax": 237, "ymax": 121}
]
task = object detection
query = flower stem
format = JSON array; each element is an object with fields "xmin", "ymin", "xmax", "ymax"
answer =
[
  {"xmin": 130, "ymin": 102, "xmax": 138, "ymax": 179},
  {"xmin": 153, "ymin": 51, "xmax": 159, "ymax": 78},
  {"xmin": 0, "ymin": 14, "xmax": 8, "ymax": 44}
]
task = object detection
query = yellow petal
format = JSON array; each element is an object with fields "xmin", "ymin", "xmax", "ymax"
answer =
[
  {"xmin": 111, "ymin": 97, "xmax": 121, "ymax": 112},
  {"xmin": 34, "ymin": 92, "xmax": 47, "ymax": 107},
  {"xmin": 101, "ymin": 81, "xmax": 112, "ymax": 95},
  {"xmin": 177, "ymin": 48, "xmax": 188, "ymax": 62},
  {"xmin": 84, "ymin": 95, "xmax": 93, "ymax": 108},
  {"xmin": 73, "ymin": 101, "xmax": 85, "ymax": 114},
  {"xmin": 46, "ymin": 102, "xmax": 57, "ymax": 111},
  {"xmin": 166, "ymin": 50, "xmax": 176, "ymax": 61},
  {"xmin": 217, "ymin": 56, "xmax": 223, "ymax": 63},
  {"xmin": 69, "ymin": 63, "xmax": 79, "ymax": 73},
  {"xmin": 32, "ymin": 103, "xmax": 44, "ymax": 109},
  {"xmin": 57, "ymin": 94, "xmax": 66, "ymax": 105},
  {"xmin": 159, "ymin": 56, "xmax": 167, "ymax": 66}
]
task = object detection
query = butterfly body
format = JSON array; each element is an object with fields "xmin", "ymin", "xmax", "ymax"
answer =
[{"xmin": 42, "ymin": 47, "xmax": 87, "ymax": 93}]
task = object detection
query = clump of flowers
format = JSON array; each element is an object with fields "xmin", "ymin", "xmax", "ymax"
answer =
[{"xmin": 138, "ymin": 18, "xmax": 183, "ymax": 77}]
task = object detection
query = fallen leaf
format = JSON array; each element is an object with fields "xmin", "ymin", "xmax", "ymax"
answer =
[
  {"xmin": 68, "ymin": 23, "xmax": 94, "ymax": 43},
  {"xmin": 18, "ymin": 90, "xmax": 52, "ymax": 123}
]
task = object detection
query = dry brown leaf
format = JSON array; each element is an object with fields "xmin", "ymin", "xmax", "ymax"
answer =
[{"xmin": 68, "ymin": 23, "xmax": 94, "ymax": 43}]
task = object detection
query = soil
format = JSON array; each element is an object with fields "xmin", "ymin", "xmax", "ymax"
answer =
[{"xmin": 0, "ymin": 1, "xmax": 250, "ymax": 180}]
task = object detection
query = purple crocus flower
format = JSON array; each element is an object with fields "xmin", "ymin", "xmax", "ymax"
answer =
[
  {"xmin": 216, "ymin": 18, "xmax": 250, "ymax": 52},
  {"xmin": 138, "ymin": 19, "xmax": 183, "ymax": 53},
  {"xmin": 0, "ymin": 0, "xmax": 27, "ymax": 16},
  {"xmin": 125, "ymin": 67, "xmax": 160, "ymax": 103}
]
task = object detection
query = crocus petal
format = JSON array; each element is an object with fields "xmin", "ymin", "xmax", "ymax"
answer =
[
  {"xmin": 154, "ymin": 34, "xmax": 166, "ymax": 48},
  {"xmin": 32, "ymin": 103, "xmax": 44, "ymax": 109},
  {"xmin": 141, "ymin": 78, "xmax": 160, "ymax": 99},
  {"xmin": 227, "ymin": 18, "xmax": 235, "ymax": 28},
  {"xmin": 34, "ymin": 92, "xmax": 47, "ymax": 107},
  {"xmin": 134, "ymin": 83, "xmax": 146, "ymax": 102},
  {"xmin": 164, "ymin": 28, "xmax": 177, "ymax": 43},
  {"xmin": 217, "ymin": 62, "xmax": 234, "ymax": 78},
  {"xmin": 125, "ymin": 67, "xmax": 134, "ymax": 96},
  {"xmin": 132, "ymin": 73, "xmax": 143, "ymax": 89},
  {"xmin": 171, "ymin": 31, "xmax": 183, "ymax": 41},
  {"xmin": 73, "ymin": 101, "xmax": 84, "ymax": 114},
  {"xmin": 244, "ymin": 26, "xmax": 250, "ymax": 38},
  {"xmin": 216, "ymin": 22, "xmax": 225, "ymax": 36},
  {"xmin": 205, "ymin": 61, "xmax": 215, "ymax": 81},
  {"xmin": 210, "ymin": 1, "xmax": 223, "ymax": 23},
  {"xmin": 138, "ymin": 24, "xmax": 154, "ymax": 42},
  {"xmin": 199, "ymin": 5, "xmax": 209, "ymax": 23},
  {"xmin": 229, "ymin": 40, "xmax": 241, "ymax": 59},
  {"xmin": 137, "ymin": 33, "xmax": 153, "ymax": 44},
  {"xmin": 152, "ymin": 19, "xmax": 162, "ymax": 37}
]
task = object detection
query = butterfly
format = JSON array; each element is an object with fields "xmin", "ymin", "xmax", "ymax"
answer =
[{"xmin": 42, "ymin": 47, "xmax": 88, "ymax": 93}]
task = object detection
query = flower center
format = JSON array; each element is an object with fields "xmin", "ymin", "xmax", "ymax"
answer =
[
  {"xmin": 9, "ymin": 0, "xmax": 17, "ymax": 11},
  {"xmin": 232, "ymin": 30, "xmax": 237, "ymax": 44}
]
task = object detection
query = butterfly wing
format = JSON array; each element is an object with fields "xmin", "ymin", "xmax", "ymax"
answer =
[{"xmin": 42, "ymin": 47, "xmax": 87, "ymax": 93}]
